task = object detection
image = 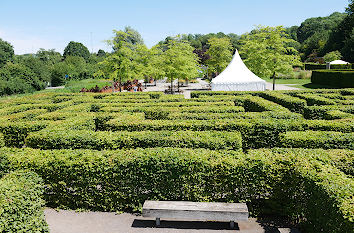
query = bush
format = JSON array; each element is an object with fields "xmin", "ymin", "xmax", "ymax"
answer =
[
  {"xmin": 149, "ymin": 92, "xmax": 162, "ymax": 99},
  {"xmin": 259, "ymin": 92, "xmax": 307, "ymax": 113},
  {"xmin": 279, "ymin": 131, "xmax": 354, "ymax": 149},
  {"xmin": 0, "ymin": 121, "xmax": 48, "ymax": 147},
  {"xmin": 243, "ymin": 96, "xmax": 290, "ymax": 112},
  {"xmin": 0, "ymin": 170, "xmax": 48, "ymax": 232},
  {"xmin": 1, "ymin": 147, "xmax": 352, "ymax": 233},
  {"xmin": 304, "ymin": 63, "xmax": 326, "ymax": 70},
  {"xmin": 303, "ymin": 105, "xmax": 354, "ymax": 119},
  {"xmin": 296, "ymin": 93, "xmax": 337, "ymax": 106},
  {"xmin": 311, "ymin": 70, "xmax": 354, "ymax": 88},
  {"xmin": 26, "ymin": 130, "xmax": 243, "ymax": 151},
  {"xmin": 144, "ymin": 109, "xmax": 170, "ymax": 120}
]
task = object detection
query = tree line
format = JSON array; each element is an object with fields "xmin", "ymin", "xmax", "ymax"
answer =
[{"xmin": 0, "ymin": 0, "xmax": 352, "ymax": 96}]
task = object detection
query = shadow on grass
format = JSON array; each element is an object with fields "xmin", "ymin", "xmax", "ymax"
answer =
[{"xmin": 301, "ymin": 83, "xmax": 340, "ymax": 89}]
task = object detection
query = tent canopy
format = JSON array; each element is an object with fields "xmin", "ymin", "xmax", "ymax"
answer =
[
  {"xmin": 329, "ymin": 60, "xmax": 349, "ymax": 65},
  {"xmin": 211, "ymin": 50, "xmax": 266, "ymax": 91}
]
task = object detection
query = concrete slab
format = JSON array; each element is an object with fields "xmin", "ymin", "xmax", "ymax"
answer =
[{"xmin": 44, "ymin": 208, "xmax": 301, "ymax": 233}]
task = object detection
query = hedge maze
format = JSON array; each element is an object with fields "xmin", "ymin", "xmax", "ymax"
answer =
[{"xmin": 0, "ymin": 89, "xmax": 353, "ymax": 232}]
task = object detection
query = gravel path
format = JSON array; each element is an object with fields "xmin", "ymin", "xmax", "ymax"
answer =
[{"xmin": 44, "ymin": 208, "xmax": 300, "ymax": 233}]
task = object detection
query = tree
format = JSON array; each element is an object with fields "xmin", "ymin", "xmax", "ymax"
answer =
[
  {"xmin": 95, "ymin": 41, "xmax": 135, "ymax": 90},
  {"xmin": 323, "ymin": 50, "xmax": 342, "ymax": 62},
  {"xmin": 97, "ymin": 49, "xmax": 106, "ymax": 57},
  {"xmin": 110, "ymin": 26, "xmax": 144, "ymax": 51},
  {"xmin": 36, "ymin": 48, "xmax": 62, "ymax": 65},
  {"xmin": 63, "ymin": 41, "xmax": 90, "ymax": 61},
  {"xmin": 0, "ymin": 38, "xmax": 14, "ymax": 67},
  {"xmin": 205, "ymin": 37, "xmax": 233, "ymax": 77},
  {"xmin": 161, "ymin": 37, "xmax": 199, "ymax": 92},
  {"xmin": 322, "ymin": 1, "xmax": 353, "ymax": 61},
  {"xmin": 239, "ymin": 26, "xmax": 301, "ymax": 79}
]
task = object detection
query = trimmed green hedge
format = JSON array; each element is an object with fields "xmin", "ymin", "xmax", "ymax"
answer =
[
  {"xmin": 304, "ymin": 63, "xmax": 327, "ymax": 70},
  {"xmin": 303, "ymin": 105, "xmax": 354, "ymax": 119},
  {"xmin": 243, "ymin": 96, "xmax": 290, "ymax": 112},
  {"xmin": 0, "ymin": 121, "xmax": 48, "ymax": 147},
  {"xmin": 311, "ymin": 70, "xmax": 354, "ymax": 88},
  {"xmin": 0, "ymin": 170, "xmax": 48, "ymax": 232},
  {"xmin": 259, "ymin": 92, "xmax": 307, "ymax": 114},
  {"xmin": 296, "ymin": 93, "xmax": 337, "ymax": 106},
  {"xmin": 279, "ymin": 131, "xmax": 354, "ymax": 149},
  {"xmin": 0, "ymin": 134, "xmax": 4, "ymax": 148},
  {"xmin": 0, "ymin": 147, "xmax": 352, "ymax": 233},
  {"xmin": 26, "ymin": 130, "xmax": 243, "ymax": 151}
]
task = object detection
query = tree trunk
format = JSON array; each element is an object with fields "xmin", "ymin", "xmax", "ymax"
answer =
[
  {"xmin": 272, "ymin": 72, "xmax": 276, "ymax": 91},
  {"xmin": 170, "ymin": 78, "xmax": 173, "ymax": 94},
  {"xmin": 119, "ymin": 77, "xmax": 122, "ymax": 92}
]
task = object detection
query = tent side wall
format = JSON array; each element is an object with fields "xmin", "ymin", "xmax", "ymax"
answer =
[{"xmin": 211, "ymin": 81, "xmax": 266, "ymax": 91}]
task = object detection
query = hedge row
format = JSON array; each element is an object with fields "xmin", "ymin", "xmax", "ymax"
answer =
[
  {"xmin": 259, "ymin": 92, "xmax": 307, "ymax": 113},
  {"xmin": 279, "ymin": 131, "xmax": 354, "ymax": 149},
  {"xmin": 304, "ymin": 63, "xmax": 327, "ymax": 70},
  {"xmin": 1, "ymin": 147, "xmax": 352, "ymax": 233},
  {"xmin": 243, "ymin": 96, "xmax": 290, "ymax": 112},
  {"xmin": 0, "ymin": 121, "xmax": 48, "ymax": 147},
  {"xmin": 191, "ymin": 91, "xmax": 258, "ymax": 98},
  {"xmin": 103, "ymin": 118, "xmax": 353, "ymax": 148},
  {"xmin": 25, "ymin": 130, "xmax": 243, "ymax": 151},
  {"xmin": 311, "ymin": 70, "xmax": 354, "ymax": 88},
  {"xmin": 303, "ymin": 105, "xmax": 354, "ymax": 119},
  {"xmin": 0, "ymin": 170, "xmax": 48, "ymax": 232},
  {"xmin": 168, "ymin": 111, "xmax": 303, "ymax": 120},
  {"xmin": 296, "ymin": 93, "xmax": 337, "ymax": 106},
  {"xmin": 101, "ymin": 105, "xmax": 245, "ymax": 114}
]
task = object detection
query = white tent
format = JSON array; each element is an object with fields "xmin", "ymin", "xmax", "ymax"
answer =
[
  {"xmin": 329, "ymin": 60, "xmax": 349, "ymax": 65},
  {"xmin": 211, "ymin": 50, "xmax": 266, "ymax": 91}
]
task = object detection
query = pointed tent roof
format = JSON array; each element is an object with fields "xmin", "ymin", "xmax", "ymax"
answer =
[
  {"xmin": 329, "ymin": 60, "xmax": 349, "ymax": 65},
  {"xmin": 211, "ymin": 50, "xmax": 265, "ymax": 85}
]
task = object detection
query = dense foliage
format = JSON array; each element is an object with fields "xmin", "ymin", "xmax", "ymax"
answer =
[
  {"xmin": 0, "ymin": 170, "xmax": 48, "ymax": 232},
  {"xmin": 0, "ymin": 88, "xmax": 353, "ymax": 232}
]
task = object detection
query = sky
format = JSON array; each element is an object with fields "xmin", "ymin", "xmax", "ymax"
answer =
[{"xmin": 0, "ymin": 0, "xmax": 350, "ymax": 54}]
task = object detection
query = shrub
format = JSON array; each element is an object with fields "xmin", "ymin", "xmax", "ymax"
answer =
[
  {"xmin": 90, "ymin": 103, "xmax": 101, "ymax": 112},
  {"xmin": 303, "ymin": 105, "xmax": 354, "ymax": 119},
  {"xmin": 259, "ymin": 92, "xmax": 307, "ymax": 113},
  {"xmin": 279, "ymin": 131, "xmax": 354, "ymax": 149},
  {"xmin": 311, "ymin": 70, "xmax": 354, "ymax": 88},
  {"xmin": 0, "ymin": 170, "xmax": 48, "ymax": 232},
  {"xmin": 26, "ymin": 130, "xmax": 243, "ymax": 151},
  {"xmin": 304, "ymin": 63, "xmax": 326, "ymax": 70},
  {"xmin": 1, "ymin": 147, "xmax": 352, "ymax": 233},
  {"xmin": 144, "ymin": 109, "xmax": 170, "ymax": 120},
  {"xmin": 296, "ymin": 93, "xmax": 337, "ymax": 106},
  {"xmin": 243, "ymin": 96, "xmax": 290, "ymax": 112},
  {"xmin": 0, "ymin": 133, "xmax": 4, "ymax": 147},
  {"xmin": 0, "ymin": 121, "xmax": 48, "ymax": 147},
  {"xmin": 149, "ymin": 92, "xmax": 162, "ymax": 99}
]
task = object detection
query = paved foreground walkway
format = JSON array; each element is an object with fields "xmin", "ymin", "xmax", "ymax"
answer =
[{"xmin": 45, "ymin": 208, "xmax": 300, "ymax": 233}]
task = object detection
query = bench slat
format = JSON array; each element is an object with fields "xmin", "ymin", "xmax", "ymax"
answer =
[{"xmin": 142, "ymin": 201, "xmax": 249, "ymax": 222}]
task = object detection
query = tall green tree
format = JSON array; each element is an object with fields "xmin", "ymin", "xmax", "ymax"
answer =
[
  {"xmin": 161, "ymin": 38, "xmax": 199, "ymax": 92},
  {"xmin": 205, "ymin": 37, "xmax": 233, "ymax": 76},
  {"xmin": 63, "ymin": 41, "xmax": 90, "ymax": 61},
  {"xmin": 239, "ymin": 26, "xmax": 301, "ymax": 79},
  {"xmin": 324, "ymin": 0, "xmax": 354, "ymax": 61},
  {"xmin": 0, "ymin": 38, "xmax": 14, "ymax": 67},
  {"xmin": 110, "ymin": 26, "xmax": 144, "ymax": 51},
  {"xmin": 323, "ymin": 50, "xmax": 342, "ymax": 62},
  {"xmin": 36, "ymin": 48, "xmax": 62, "ymax": 65}
]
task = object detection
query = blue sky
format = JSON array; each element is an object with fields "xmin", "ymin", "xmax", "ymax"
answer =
[{"xmin": 0, "ymin": 0, "xmax": 349, "ymax": 54}]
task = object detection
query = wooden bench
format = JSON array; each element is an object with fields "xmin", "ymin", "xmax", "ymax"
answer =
[{"xmin": 142, "ymin": 200, "xmax": 248, "ymax": 228}]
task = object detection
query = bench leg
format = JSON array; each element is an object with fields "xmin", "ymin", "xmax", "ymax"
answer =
[
  {"xmin": 156, "ymin": 218, "xmax": 160, "ymax": 226},
  {"xmin": 230, "ymin": 221, "xmax": 235, "ymax": 229}
]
